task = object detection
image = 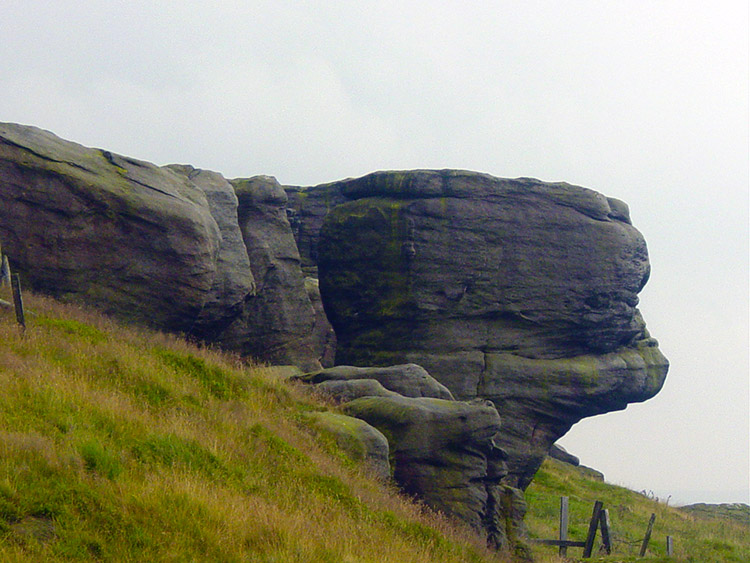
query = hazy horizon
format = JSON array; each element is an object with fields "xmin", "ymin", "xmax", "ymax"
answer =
[{"xmin": 2, "ymin": 2, "xmax": 748, "ymax": 506}]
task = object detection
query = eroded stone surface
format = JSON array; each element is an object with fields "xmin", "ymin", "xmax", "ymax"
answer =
[
  {"xmin": 0, "ymin": 123, "xmax": 223, "ymax": 332},
  {"xmin": 0, "ymin": 123, "xmax": 320, "ymax": 370},
  {"xmin": 304, "ymin": 411, "xmax": 390, "ymax": 480},
  {"xmin": 315, "ymin": 169, "xmax": 669, "ymax": 488},
  {"xmin": 341, "ymin": 395, "xmax": 526, "ymax": 551},
  {"xmin": 299, "ymin": 363, "xmax": 454, "ymax": 400}
]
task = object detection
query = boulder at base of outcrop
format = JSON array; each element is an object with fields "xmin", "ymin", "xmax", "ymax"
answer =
[
  {"xmin": 548, "ymin": 444, "xmax": 580, "ymax": 466},
  {"xmin": 341, "ymin": 395, "xmax": 529, "ymax": 555},
  {"xmin": 313, "ymin": 379, "xmax": 403, "ymax": 402},
  {"xmin": 303, "ymin": 411, "xmax": 390, "ymax": 480},
  {"xmin": 316, "ymin": 169, "xmax": 669, "ymax": 489}
]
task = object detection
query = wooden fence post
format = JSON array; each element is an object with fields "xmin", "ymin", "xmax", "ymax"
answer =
[
  {"xmin": 11, "ymin": 273, "xmax": 25, "ymax": 330},
  {"xmin": 582, "ymin": 500, "xmax": 603, "ymax": 557},
  {"xmin": 559, "ymin": 496, "xmax": 569, "ymax": 557},
  {"xmin": 599, "ymin": 508, "xmax": 612, "ymax": 555},
  {"xmin": 639, "ymin": 513, "xmax": 656, "ymax": 557},
  {"xmin": 666, "ymin": 535, "xmax": 674, "ymax": 557}
]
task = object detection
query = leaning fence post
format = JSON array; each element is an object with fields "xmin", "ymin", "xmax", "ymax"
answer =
[
  {"xmin": 558, "ymin": 496, "xmax": 569, "ymax": 557},
  {"xmin": 599, "ymin": 508, "xmax": 612, "ymax": 555},
  {"xmin": 582, "ymin": 500, "xmax": 603, "ymax": 557},
  {"xmin": 11, "ymin": 273, "xmax": 26, "ymax": 331},
  {"xmin": 639, "ymin": 513, "xmax": 656, "ymax": 557}
]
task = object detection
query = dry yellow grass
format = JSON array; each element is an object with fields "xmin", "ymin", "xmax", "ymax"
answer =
[{"xmin": 0, "ymin": 292, "xmax": 507, "ymax": 562}]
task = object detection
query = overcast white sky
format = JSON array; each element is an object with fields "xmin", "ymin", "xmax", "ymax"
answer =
[{"xmin": 2, "ymin": 1, "xmax": 747, "ymax": 505}]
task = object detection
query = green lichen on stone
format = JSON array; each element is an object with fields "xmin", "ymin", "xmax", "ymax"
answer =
[{"xmin": 304, "ymin": 411, "xmax": 369, "ymax": 462}]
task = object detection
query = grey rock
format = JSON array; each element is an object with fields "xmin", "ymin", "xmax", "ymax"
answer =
[
  {"xmin": 304, "ymin": 411, "xmax": 390, "ymax": 480},
  {"xmin": 548, "ymin": 444, "xmax": 580, "ymax": 466},
  {"xmin": 314, "ymin": 379, "xmax": 402, "ymax": 402},
  {"xmin": 166, "ymin": 164, "xmax": 255, "ymax": 337},
  {"xmin": 285, "ymin": 183, "xmax": 348, "ymax": 276},
  {"xmin": 301, "ymin": 363, "xmax": 454, "ymax": 400},
  {"xmin": 315, "ymin": 169, "xmax": 669, "ymax": 488},
  {"xmin": 0, "ymin": 122, "xmax": 222, "ymax": 332},
  {"xmin": 218, "ymin": 175, "xmax": 320, "ymax": 370},
  {"xmin": 305, "ymin": 277, "xmax": 336, "ymax": 367},
  {"xmin": 0, "ymin": 123, "xmax": 320, "ymax": 372},
  {"xmin": 577, "ymin": 465, "xmax": 605, "ymax": 482},
  {"xmin": 341, "ymin": 394, "xmax": 527, "ymax": 551}
]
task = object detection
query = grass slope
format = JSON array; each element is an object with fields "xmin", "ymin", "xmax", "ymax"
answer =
[
  {"xmin": 1, "ymin": 293, "xmax": 746, "ymax": 562},
  {"xmin": 525, "ymin": 458, "xmax": 750, "ymax": 562},
  {"xmin": 0, "ymin": 294, "xmax": 500, "ymax": 562}
]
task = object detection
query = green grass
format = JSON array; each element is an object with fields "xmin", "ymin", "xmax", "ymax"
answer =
[
  {"xmin": 1, "ymin": 292, "xmax": 745, "ymax": 562},
  {"xmin": 0, "ymin": 293, "xmax": 501, "ymax": 562},
  {"xmin": 525, "ymin": 458, "xmax": 750, "ymax": 562}
]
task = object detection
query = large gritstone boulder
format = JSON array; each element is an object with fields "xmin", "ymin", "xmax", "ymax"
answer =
[
  {"xmin": 316, "ymin": 169, "xmax": 669, "ymax": 488},
  {"xmin": 0, "ymin": 122, "xmax": 233, "ymax": 332},
  {"xmin": 298, "ymin": 363, "xmax": 530, "ymax": 555},
  {"xmin": 0, "ymin": 123, "xmax": 319, "ymax": 370},
  {"xmin": 299, "ymin": 363, "xmax": 454, "ymax": 400}
]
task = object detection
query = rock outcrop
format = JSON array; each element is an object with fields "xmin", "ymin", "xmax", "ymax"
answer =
[
  {"xmin": 1, "ymin": 124, "xmax": 669, "ymax": 555},
  {"xmin": 314, "ymin": 169, "xmax": 669, "ymax": 488},
  {"xmin": 298, "ymin": 364, "xmax": 530, "ymax": 556},
  {"xmin": 0, "ymin": 123, "xmax": 319, "ymax": 369}
]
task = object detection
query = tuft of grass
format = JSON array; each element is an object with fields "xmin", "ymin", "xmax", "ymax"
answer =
[{"xmin": 0, "ymin": 292, "xmax": 502, "ymax": 562}]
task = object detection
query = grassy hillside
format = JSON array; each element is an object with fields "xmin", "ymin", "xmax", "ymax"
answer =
[
  {"xmin": 1, "ymin": 292, "xmax": 746, "ymax": 562},
  {"xmin": 525, "ymin": 459, "xmax": 750, "ymax": 562},
  {"xmin": 0, "ymin": 293, "xmax": 500, "ymax": 562}
]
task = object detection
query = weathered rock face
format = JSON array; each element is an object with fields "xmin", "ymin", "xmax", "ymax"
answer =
[
  {"xmin": 166, "ymin": 165, "xmax": 255, "ymax": 337},
  {"xmin": 0, "ymin": 123, "xmax": 319, "ymax": 370},
  {"xmin": 304, "ymin": 277, "xmax": 337, "ymax": 367},
  {"xmin": 315, "ymin": 169, "xmax": 669, "ymax": 488},
  {"xmin": 303, "ymin": 411, "xmax": 391, "ymax": 480},
  {"xmin": 218, "ymin": 176, "xmax": 320, "ymax": 370},
  {"xmin": 548, "ymin": 444, "xmax": 580, "ymax": 467},
  {"xmin": 299, "ymin": 363, "xmax": 454, "ymax": 400},
  {"xmin": 0, "ymin": 123, "xmax": 226, "ymax": 332}
]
